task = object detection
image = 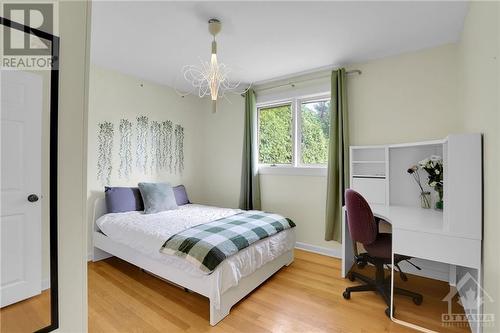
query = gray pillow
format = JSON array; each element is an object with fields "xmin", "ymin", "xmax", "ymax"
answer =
[
  {"xmin": 138, "ymin": 182, "xmax": 178, "ymax": 214},
  {"xmin": 173, "ymin": 185, "xmax": 190, "ymax": 206}
]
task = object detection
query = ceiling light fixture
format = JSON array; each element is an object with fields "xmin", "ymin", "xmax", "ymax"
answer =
[{"xmin": 181, "ymin": 18, "xmax": 249, "ymax": 113}]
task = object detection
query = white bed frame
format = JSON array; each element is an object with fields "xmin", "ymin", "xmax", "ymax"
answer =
[{"xmin": 92, "ymin": 198, "xmax": 294, "ymax": 326}]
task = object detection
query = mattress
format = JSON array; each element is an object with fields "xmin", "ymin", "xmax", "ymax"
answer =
[{"xmin": 95, "ymin": 204, "xmax": 296, "ymax": 303}]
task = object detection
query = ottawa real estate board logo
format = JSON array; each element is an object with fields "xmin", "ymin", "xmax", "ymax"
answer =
[
  {"xmin": 1, "ymin": 2, "xmax": 57, "ymax": 70},
  {"xmin": 442, "ymin": 272, "xmax": 495, "ymax": 329}
]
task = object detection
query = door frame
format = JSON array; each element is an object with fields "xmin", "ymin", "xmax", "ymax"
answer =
[{"xmin": 0, "ymin": 17, "xmax": 60, "ymax": 333}]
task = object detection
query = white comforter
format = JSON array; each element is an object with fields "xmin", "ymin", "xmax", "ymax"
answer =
[{"xmin": 95, "ymin": 204, "xmax": 295, "ymax": 307}]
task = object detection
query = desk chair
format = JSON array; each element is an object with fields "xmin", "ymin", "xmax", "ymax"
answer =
[{"xmin": 343, "ymin": 189, "xmax": 423, "ymax": 317}]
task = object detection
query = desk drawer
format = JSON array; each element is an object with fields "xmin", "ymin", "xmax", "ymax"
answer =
[{"xmin": 393, "ymin": 229, "xmax": 481, "ymax": 269}]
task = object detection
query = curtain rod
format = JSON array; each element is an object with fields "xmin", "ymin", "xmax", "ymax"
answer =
[{"xmin": 255, "ymin": 69, "xmax": 362, "ymax": 93}]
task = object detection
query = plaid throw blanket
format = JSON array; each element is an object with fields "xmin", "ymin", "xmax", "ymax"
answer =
[{"xmin": 160, "ymin": 211, "xmax": 296, "ymax": 273}]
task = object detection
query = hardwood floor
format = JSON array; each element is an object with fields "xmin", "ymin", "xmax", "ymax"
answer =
[
  {"xmin": 0, "ymin": 290, "xmax": 51, "ymax": 333},
  {"xmin": 89, "ymin": 250, "xmax": 470, "ymax": 333}
]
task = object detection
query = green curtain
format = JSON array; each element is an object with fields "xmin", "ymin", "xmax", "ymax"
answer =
[
  {"xmin": 239, "ymin": 89, "xmax": 261, "ymax": 210},
  {"xmin": 325, "ymin": 69, "xmax": 349, "ymax": 242}
]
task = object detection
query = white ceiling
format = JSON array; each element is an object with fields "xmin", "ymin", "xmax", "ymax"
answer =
[{"xmin": 90, "ymin": 1, "xmax": 468, "ymax": 90}]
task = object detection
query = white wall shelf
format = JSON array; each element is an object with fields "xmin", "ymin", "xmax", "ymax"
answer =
[
  {"xmin": 350, "ymin": 134, "xmax": 482, "ymax": 241},
  {"xmin": 350, "ymin": 146, "xmax": 389, "ymax": 205}
]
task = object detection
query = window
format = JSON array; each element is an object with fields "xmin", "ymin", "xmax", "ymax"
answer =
[
  {"xmin": 257, "ymin": 95, "xmax": 331, "ymax": 169},
  {"xmin": 258, "ymin": 103, "xmax": 293, "ymax": 165},
  {"xmin": 300, "ymin": 99, "xmax": 330, "ymax": 165}
]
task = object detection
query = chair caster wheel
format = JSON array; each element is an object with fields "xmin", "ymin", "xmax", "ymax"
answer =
[
  {"xmin": 413, "ymin": 296, "xmax": 423, "ymax": 305},
  {"xmin": 342, "ymin": 291, "xmax": 351, "ymax": 300},
  {"xmin": 385, "ymin": 307, "xmax": 394, "ymax": 318},
  {"xmin": 348, "ymin": 273, "xmax": 356, "ymax": 282}
]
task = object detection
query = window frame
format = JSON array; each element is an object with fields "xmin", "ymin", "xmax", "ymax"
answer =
[{"xmin": 256, "ymin": 92, "xmax": 331, "ymax": 174}]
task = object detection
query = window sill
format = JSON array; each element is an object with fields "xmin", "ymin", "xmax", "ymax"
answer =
[{"xmin": 258, "ymin": 166, "xmax": 327, "ymax": 177}]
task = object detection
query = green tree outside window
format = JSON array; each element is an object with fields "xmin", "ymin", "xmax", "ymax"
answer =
[
  {"xmin": 301, "ymin": 100, "xmax": 330, "ymax": 164},
  {"xmin": 258, "ymin": 104, "xmax": 292, "ymax": 164}
]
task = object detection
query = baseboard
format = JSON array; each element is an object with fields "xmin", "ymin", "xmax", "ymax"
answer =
[{"xmin": 295, "ymin": 242, "xmax": 341, "ymax": 258}]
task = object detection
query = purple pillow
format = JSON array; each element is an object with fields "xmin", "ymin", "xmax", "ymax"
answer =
[
  {"xmin": 173, "ymin": 185, "xmax": 190, "ymax": 205},
  {"xmin": 105, "ymin": 187, "xmax": 144, "ymax": 213}
]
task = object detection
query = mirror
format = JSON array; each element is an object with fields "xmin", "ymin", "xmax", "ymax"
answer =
[{"xmin": 0, "ymin": 16, "xmax": 59, "ymax": 332}]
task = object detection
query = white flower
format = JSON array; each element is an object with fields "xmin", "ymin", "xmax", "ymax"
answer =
[
  {"xmin": 435, "ymin": 169, "xmax": 440, "ymax": 174},
  {"xmin": 418, "ymin": 158, "xmax": 429, "ymax": 167},
  {"xmin": 430, "ymin": 181, "xmax": 437, "ymax": 187}
]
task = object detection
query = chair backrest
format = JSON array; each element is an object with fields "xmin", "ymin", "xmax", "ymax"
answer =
[{"xmin": 345, "ymin": 189, "xmax": 378, "ymax": 245}]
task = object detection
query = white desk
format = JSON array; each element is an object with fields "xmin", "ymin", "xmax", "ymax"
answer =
[
  {"xmin": 342, "ymin": 204, "xmax": 481, "ymax": 277},
  {"xmin": 346, "ymin": 135, "xmax": 483, "ymax": 332},
  {"xmin": 341, "ymin": 204, "xmax": 482, "ymax": 332}
]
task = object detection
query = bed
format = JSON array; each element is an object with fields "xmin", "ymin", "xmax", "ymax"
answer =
[{"xmin": 92, "ymin": 197, "xmax": 296, "ymax": 326}]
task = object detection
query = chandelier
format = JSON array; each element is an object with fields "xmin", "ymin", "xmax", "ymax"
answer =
[{"xmin": 181, "ymin": 19, "xmax": 248, "ymax": 113}]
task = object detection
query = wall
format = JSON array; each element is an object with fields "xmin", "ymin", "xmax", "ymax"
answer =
[
  {"xmin": 56, "ymin": 1, "xmax": 91, "ymax": 331},
  {"xmin": 260, "ymin": 174, "xmax": 332, "ymax": 250},
  {"xmin": 347, "ymin": 43, "xmax": 461, "ymax": 145},
  {"xmin": 86, "ymin": 66, "xmax": 206, "ymax": 255},
  {"xmin": 457, "ymin": 1, "xmax": 499, "ymax": 329},
  {"xmin": 195, "ymin": 95, "xmax": 246, "ymax": 208}
]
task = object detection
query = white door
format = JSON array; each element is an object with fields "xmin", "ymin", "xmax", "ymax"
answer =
[{"xmin": 0, "ymin": 70, "xmax": 42, "ymax": 307}]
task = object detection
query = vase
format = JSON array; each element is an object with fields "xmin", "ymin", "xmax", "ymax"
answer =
[
  {"xmin": 435, "ymin": 189, "xmax": 444, "ymax": 210},
  {"xmin": 420, "ymin": 191, "xmax": 431, "ymax": 209}
]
